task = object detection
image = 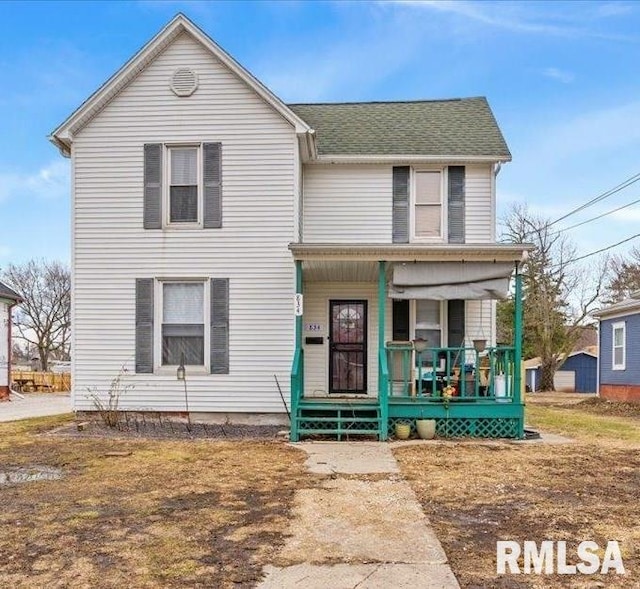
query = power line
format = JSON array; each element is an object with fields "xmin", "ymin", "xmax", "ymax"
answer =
[
  {"xmin": 553, "ymin": 196, "xmax": 640, "ymax": 235},
  {"xmin": 518, "ymin": 172, "xmax": 640, "ymax": 239},
  {"xmin": 558, "ymin": 233, "xmax": 640, "ymax": 267},
  {"xmin": 547, "ymin": 172, "xmax": 640, "ymax": 229}
]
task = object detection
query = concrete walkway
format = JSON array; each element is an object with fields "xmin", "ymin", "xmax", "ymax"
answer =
[
  {"xmin": 258, "ymin": 442, "xmax": 460, "ymax": 589},
  {"xmin": 0, "ymin": 393, "xmax": 72, "ymax": 422}
]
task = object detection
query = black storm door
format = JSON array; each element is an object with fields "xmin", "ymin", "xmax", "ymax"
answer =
[{"xmin": 329, "ymin": 300, "xmax": 367, "ymax": 394}]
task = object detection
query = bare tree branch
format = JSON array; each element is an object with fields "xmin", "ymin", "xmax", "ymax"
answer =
[
  {"xmin": 499, "ymin": 204, "xmax": 605, "ymax": 391},
  {"xmin": 3, "ymin": 260, "xmax": 70, "ymax": 371}
]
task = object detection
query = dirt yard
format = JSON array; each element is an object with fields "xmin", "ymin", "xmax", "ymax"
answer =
[
  {"xmin": 395, "ymin": 394, "xmax": 640, "ymax": 588},
  {"xmin": 0, "ymin": 416, "xmax": 311, "ymax": 589}
]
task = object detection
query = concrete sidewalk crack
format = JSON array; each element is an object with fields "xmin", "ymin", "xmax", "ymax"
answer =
[{"xmin": 353, "ymin": 563, "xmax": 382, "ymax": 588}]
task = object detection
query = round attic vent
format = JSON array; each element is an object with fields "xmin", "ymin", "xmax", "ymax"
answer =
[{"xmin": 170, "ymin": 68, "xmax": 198, "ymax": 97}]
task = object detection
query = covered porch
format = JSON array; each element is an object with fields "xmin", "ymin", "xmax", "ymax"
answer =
[{"xmin": 289, "ymin": 243, "xmax": 529, "ymax": 441}]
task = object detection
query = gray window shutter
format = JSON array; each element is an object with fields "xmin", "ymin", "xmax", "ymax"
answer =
[
  {"xmin": 143, "ymin": 144, "xmax": 162, "ymax": 229},
  {"xmin": 210, "ymin": 278, "xmax": 229, "ymax": 374},
  {"xmin": 135, "ymin": 279, "xmax": 154, "ymax": 373},
  {"xmin": 392, "ymin": 166, "xmax": 410, "ymax": 243},
  {"xmin": 392, "ymin": 300, "xmax": 410, "ymax": 341},
  {"xmin": 448, "ymin": 166, "xmax": 465, "ymax": 244},
  {"xmin": 447, "ymin": 300, "xmax": 465, "ymax": 351},
  {"xmin": 203, "ymin": 143, "xmax": 222, "ymax": 228}
]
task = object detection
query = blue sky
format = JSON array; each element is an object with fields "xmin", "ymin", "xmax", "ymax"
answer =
[{"xmin": 1, "ymin": 0, "xmax": 640, "ymax": 266}]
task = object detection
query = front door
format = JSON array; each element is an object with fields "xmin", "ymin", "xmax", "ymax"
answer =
[{"xmin": 329, "ymin": 300, "xmax": 367, "ymax": 394}]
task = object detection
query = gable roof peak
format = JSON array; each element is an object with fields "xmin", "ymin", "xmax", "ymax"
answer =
[{"xmin": 50, "ymin": 13, "xmax": 311, "ymax": 155}]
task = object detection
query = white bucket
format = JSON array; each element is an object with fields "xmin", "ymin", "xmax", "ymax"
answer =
[{"xmin": 495, "ymin": 374, "xmax": 507, "ymax": 401}]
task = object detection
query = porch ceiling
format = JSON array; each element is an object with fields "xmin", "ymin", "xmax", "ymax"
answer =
[{"xmin": 302, "ymin": 260, "xmax": 380, "ymax": 282}]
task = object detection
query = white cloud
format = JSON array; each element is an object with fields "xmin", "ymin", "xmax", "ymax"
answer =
[
  {"xmin": 0, "ymin": 161, "xmax": 70, "ymax": 203},
  {"xmin": 593, "ymin": 2, "xmax": 635, "ymax": 18},
  {"xmin": 541, "ymin": 67, "xmax": 574, "ymax": 84},
  {"xmin": 393, "ymin": 0, "xmax": 640, "ymax": 42}
]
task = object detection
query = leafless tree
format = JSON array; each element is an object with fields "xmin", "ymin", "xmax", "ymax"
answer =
[
  {"xmin": 604, "ymin": 245, "xmax": 640, "ymax": 303},
  {"xmin": 3, "ymin": 260, "xmax": 70, "ymax": 371},
  {"xmin": 500, "ymin": 204, "xmax": 606, "ymax": 391}
]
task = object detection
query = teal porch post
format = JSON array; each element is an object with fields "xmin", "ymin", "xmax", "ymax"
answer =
[
  {"xmin": 378, "ymin": 261, "xmax": 389, "ymax": 440},
  {"xmin": 513, "ymin": 263, "xmax": 524, "ymax": 438},
  {"xmin": 290, "ymin": 260, "xmax": 303, "ymax": 442}
]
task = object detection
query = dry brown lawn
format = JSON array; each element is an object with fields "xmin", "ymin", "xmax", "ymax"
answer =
[
  {"xmin": 395, "ymin": 395, "xmax": 640, "ymax": 589},
  {"xmin": 0, "ymin": 416, "xmax": 310, "ymax": 589}
]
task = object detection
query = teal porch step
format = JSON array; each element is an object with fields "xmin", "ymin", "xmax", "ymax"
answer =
[{"xmin": 294, "ymin": 402, "xmax": 382, "ymax": 441}]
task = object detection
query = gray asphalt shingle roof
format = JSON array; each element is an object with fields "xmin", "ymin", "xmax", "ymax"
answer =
[
  {"xmin": 593, "ymin": 295, "xmax": 640, "ymax": 318},
  {"xmin": 0, "ymin": 281, "xmax": 21, "ymax": 302},
  {"xmin": 288, "ymin": 97, "xmax": 511, "ymax": 158}
]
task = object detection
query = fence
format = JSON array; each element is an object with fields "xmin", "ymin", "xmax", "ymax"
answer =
[{"xmin": 11, "ymin": 371, "xmax": 71, "ymax": 393}]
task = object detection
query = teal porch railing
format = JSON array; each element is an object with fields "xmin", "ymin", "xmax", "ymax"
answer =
[{"xmin": 386, "ymin": 344, "xmax": 520, "ymax": 402}]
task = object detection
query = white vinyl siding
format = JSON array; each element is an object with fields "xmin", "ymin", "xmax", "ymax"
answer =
[
  {"xmin": 72, "ymin": 32, "xmax": 296, "ymax": 412},
  {"xmin": 302, "ymin": 165, "xmax": 392, "ymax": 243},
  {"xmin": 612, "ymin": 321, "xmax": 626, "ymax": 370},
  {"xmin": 302, "ymin": 282, "xmax": 392, "ymax": 397},
  {"xmin": 465, "ymin": 164, "xmax": 493, "ymax": 243}
]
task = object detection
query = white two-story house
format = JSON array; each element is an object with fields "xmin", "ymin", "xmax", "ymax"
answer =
[{"xmin": 51, "ymin": 14, "xmax": 529, "ymax": 440}]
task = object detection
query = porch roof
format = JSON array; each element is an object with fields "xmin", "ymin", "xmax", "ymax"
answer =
[
  {"xmin": 290, "ymin": 243, "xmax": 533, "ymax": 284},
  {"xmin": 289, "ymin": 243, "xmax": 532, "ymax": 263}
]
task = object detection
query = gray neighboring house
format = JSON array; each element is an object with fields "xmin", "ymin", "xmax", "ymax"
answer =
[{"xmin": 0, "ymin": 281, "xmax": 22, "ymax": 401}]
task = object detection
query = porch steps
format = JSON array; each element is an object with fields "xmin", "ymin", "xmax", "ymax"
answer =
[{"xmin": 295, "ymin": 401, "xmax": 382, "ymax": 441}]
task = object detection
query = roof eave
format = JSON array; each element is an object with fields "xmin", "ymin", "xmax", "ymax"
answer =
[
  {"xmin": 310, "ymin": 154, "xmax": 512, "ymax": 164},
  {"xmin": 49, "ymin": 14, "xmax": 311, "ymax": 148},
  {"xmin": 592, "ymin": 302, "xmax": 640, "ymax": 319}
]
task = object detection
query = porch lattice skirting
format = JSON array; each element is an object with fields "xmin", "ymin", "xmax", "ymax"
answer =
[
  {"xmin": 292, "ymin": 399, "xmax": 524, "ymax": 441},
  {"xmin": 387, "ymin": 416, "xmax": 521, "ymax": 439}
]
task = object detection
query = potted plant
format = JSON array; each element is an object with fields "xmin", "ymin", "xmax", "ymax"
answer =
[
  {"xmin": 416, "ymin": 411, "xmax": 436, "ymax": 439},
  {"xmin": 394, "ymin": 420, "xmax": 412, "ymax": 440}
]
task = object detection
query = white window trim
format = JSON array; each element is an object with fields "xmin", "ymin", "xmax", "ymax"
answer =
[
  {"xmin": 612, "ymin": 321, "xmax": 626, "ymax": 371},
  {"xmin": 410, "ymin": 166, "xmax": 447, "ymax": 243},
  {"xmin": 163, "ymin": 143, "xmax": 204, "ymax": 229},
  {"xmin": 153, "ymin": 278, "xmax": 210, "ymax": 373}
]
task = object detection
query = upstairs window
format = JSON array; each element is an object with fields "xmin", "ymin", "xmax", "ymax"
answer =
[
  {"xmin": 143, "ymin": 142, "xmax": 222, "ymax": 230},
  {"xmin": 612, "ymin": 321, "xmax": 626, "ymax": 370},
  {"xmin": 413, "ymin": 170, "xmax": 443, "ymax": 240},
  {"xmin": 169, "ymin": 147, "xmax": 200, "ymax": 224}
]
